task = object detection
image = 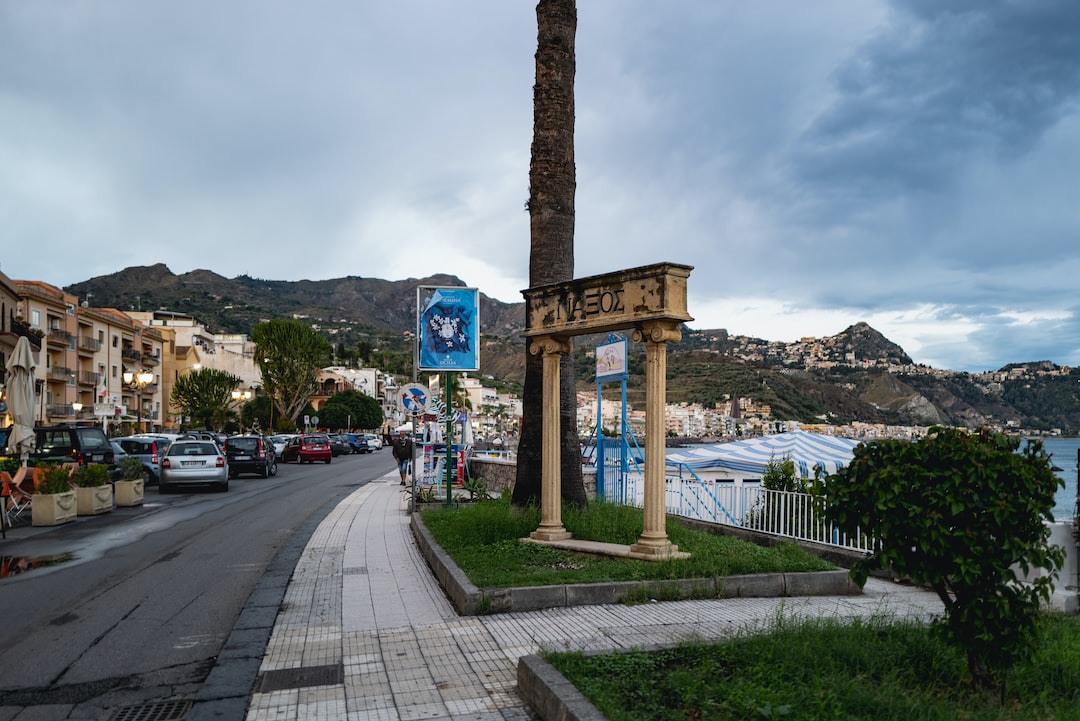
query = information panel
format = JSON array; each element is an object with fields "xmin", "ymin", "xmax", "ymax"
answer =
[{"xmin": 417, "ymin": 286, "xmax": 480, "ymax": 372}]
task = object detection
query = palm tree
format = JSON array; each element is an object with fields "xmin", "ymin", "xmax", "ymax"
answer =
[{"xmin": 513, "ymin": 0, "xmax": 587, "ymax": 507}]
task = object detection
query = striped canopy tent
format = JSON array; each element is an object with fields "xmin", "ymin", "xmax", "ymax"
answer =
[{"xmin": 665, "ymin": 430, "xmax": 861, "ymax": 479}]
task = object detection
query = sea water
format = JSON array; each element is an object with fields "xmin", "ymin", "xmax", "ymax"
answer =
[{"xmin": 1039, "ymin": 437, "xmax": 1078, "ymax": 521}]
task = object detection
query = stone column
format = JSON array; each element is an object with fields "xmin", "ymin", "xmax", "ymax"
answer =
[
  {"xmin": 529, "ymin": 335, "xmax": 573, "ymax": 541},
  {"xmin": 630, "ymin": 320, "xmax": 683, "ymax": 558}
]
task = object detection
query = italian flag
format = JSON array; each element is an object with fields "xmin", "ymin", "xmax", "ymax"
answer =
[{"xmin": 99, "ymin": 370, "xmax": 108, "ymax": 400}]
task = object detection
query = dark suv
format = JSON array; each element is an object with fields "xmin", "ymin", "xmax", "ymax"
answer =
[
  {"xmin": 223, "ymin": 435, "xmax": 278, "ymax": 478},
  {"xmin": 31, "ymin": 425, "xmax": 115, "ymax": 467}
]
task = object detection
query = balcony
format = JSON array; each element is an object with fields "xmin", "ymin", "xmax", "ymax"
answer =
[
  {"xmin": 122, "ymin": 348, "xmax": 142, "ymax": 362},
  {"xmin": 78, "ymin": 336, "xmax": 102, "ymax": 354},
  {"xmin": 47, "ymin": 328, "xmax": 75, "ymax": 348},
  {"xmin": 7, "ymin": 319, "xmax": 43, "ymax": 351},
  {"xmin": 47, "ymin": 366, "xmax": 75, "ymax": 382},
  {"xmin": 46, "ymin": 403, "xmax": 74, "ymax": 417},
  {"xmin": 79, "ymin": 370, "xmax": 102, "ymax": 387},
  {"xmin": 142, "ymin": 353, "xmax": 160, "ymax": 367}
]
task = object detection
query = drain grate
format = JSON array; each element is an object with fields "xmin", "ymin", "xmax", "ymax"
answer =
[
  {"xmin": 256, "ymin": 663, "xmax": 343, "ymax": 693},
  {"xmin": 343, "ymin": 566, "xmax": 367, "ymax": 575},
  {"xmin": 110, "ymin": 699, "xmax": 192, "ymax": 721}
]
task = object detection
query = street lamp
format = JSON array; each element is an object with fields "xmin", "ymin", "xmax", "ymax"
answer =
[
  {"xmin": 123, "ymin": 369, "xmax": 154, "ymax": 433},
  {"xmin": 72, "ymin": 401, "xmax": 82, "ymax": 421},
  {"xmin": 232, "ymin": 389, "xmax": 252, "ymax": 433}
]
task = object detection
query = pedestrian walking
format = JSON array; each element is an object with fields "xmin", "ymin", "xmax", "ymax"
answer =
[{"xmin": 391, "ymin": 429, "xmax": 414, "ymax": 485}]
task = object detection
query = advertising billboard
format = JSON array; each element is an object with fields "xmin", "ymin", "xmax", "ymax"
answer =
[{"xmin": 417, "ymin": 286, "xmax": 480, "ymax": 372}]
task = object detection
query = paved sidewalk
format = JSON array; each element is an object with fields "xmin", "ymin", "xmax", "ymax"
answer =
[{"xmin": 244, "ymin": 475, "xmax": 944, "ymax": 721}]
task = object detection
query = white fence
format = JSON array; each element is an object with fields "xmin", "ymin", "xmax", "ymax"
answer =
[{"xmin": 608, "ymin": 470, "xmax": 874, "ymax": 553}]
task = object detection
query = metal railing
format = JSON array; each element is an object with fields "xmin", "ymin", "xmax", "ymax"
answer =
[
  {"xmin": 78, "ymin": 336, "xmax": 102, "ymax": 353},
  {"xmin": 610, "ymin": 471, "xmax": 873, "ymax": 554}
]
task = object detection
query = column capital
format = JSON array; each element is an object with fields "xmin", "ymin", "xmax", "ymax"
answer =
[
  {"xmin": 529, "ymin": 335, "xmax": 573, "ymax": 357},
  {"xmin": 632, "ymin": 320, "xmax": 682, "ymax": 345}
]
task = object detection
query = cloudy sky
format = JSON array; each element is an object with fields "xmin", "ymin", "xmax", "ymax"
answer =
[{"xmin": 3, "ymin": 1, "xmax": 1079, "ymax": 373}]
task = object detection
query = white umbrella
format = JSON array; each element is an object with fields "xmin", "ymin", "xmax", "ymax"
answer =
[{"xmin": 5, "ymin": 336, "xmax": 38, "ymax": 465}]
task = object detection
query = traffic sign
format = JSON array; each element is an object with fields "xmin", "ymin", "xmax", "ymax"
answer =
[{"xmin": 398, "ymin": 383, "xmax": 430, "ymax": 414}]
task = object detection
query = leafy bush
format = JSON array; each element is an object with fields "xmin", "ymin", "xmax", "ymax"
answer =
[
  {"xmin": 117, "ymin": 456, "xmax": 146, "ymax": 481},
  {"xmin": 824, "ymin": 426, "xmax": 1064, "ymax": 691},
  {"xmin": 72, "ymin": 463, "xmax": 111, "ymax": 487},
  {"xmin": 34, "ymin": 463, "xmax": 74, "ymax": 494}
]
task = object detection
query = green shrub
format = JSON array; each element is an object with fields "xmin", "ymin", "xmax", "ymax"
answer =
[
  {"xmin": 117, "ymin": 456, "xmax": 146, "ymax": 481},
  {"xmin": 35, "ymin": 463, "xmax": 74, "ymax": 494},
  {"xmin": 72, "ymin": 463, "xmax": 111, "ymax": 487},
  {"xmin": 824, "ymin": 426, "xmax": 1064, "ymax": 691}
]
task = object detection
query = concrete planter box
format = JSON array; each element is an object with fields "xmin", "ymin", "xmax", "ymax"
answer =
[
  {"xmin": 32, "ymin": 491, "xmax": 77, "ymax": 526},
  {"xmin": 76, "ymin": 485, "xmax": 114, "ymax": 515},
  {"xmin": 114, "ymin": 479, "xmax": 144, "ymax": 507}
]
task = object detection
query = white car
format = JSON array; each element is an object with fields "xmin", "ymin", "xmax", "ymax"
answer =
[
  {"xmin": 363, "ymin": 433, "xmax": 383, "ymax": 450},
  {"xmin": 270, "ymin": 434, "xmax": 295, "ymax": 456}
]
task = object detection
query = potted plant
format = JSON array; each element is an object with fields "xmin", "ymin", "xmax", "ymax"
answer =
[
  {"xmin": 73, "ymin": 463, "xmax": 113, "ymax": 515},
  {"xmin": 114, "ymin": 456, "xmax": 145, "ymax": 507},
  {"xmin": 31, "ymin": 463, "xmax": 77, "ymax": 526}
]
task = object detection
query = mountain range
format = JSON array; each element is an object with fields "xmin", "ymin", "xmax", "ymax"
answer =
[{"xmin": 66, "ymin": 265, "xmax": 1080, "ymax": 435}]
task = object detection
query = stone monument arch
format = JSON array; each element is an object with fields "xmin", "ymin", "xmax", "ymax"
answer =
[{"xmin": 522, "ymin": 262, "xmax": 693, "ymax": 559}]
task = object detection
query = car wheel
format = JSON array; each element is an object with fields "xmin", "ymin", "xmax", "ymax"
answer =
[
  {"xmin": 143, "ymin": 467, "xmax": 154, "ymax": 484},
  {"xmin": 159, "ymin": 481, "xmax": 172, "ymax": 494},
  {"xmin": 268, "ymin": 461, "xmax": 278, "ymax": 477},
  {"xmin": 324, "ymin": 458, "xmax": 331, "ymax": 464},
  {"xmin": 219, "ymin": 480, "xmax": 229, "ymax": 492}
]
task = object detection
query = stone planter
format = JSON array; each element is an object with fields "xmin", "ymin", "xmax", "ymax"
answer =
[
  {"xmin": 114, "ymin": 479, "xmax": 144, "ymax": 507},
  {"xmin": 76, "ymin": 485, "xmax": 114, "ymax": 515},
  {"xmin": 32, "ymin": 490, "xmax": 77, "ymax": 526}
]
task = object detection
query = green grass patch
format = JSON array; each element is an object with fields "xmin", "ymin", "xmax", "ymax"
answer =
[
  {"xmin": 545, "ymin": 613, "xmax": 1080, "ymax": 720},
  {"xmin": 419, "ymin": 496, "xmax": 832, "ymax": 589}
]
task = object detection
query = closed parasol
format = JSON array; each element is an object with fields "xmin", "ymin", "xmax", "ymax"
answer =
[{"xmin": 5, "ymin": 336, "xmax": 38, "ymax": 465}]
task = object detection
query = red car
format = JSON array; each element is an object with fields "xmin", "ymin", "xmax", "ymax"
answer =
[{"xmin": 281, "ymin": 434, "xmax": 332, "ymax": 464}]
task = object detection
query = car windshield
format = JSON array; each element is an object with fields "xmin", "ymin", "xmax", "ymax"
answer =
[
  {"xmin": 304, "ymin": 435, "xmax": 329, "ymax": 444},
  {"xmin": 228, "ymin": 438, "xmax": 259, "ymax": 453}
]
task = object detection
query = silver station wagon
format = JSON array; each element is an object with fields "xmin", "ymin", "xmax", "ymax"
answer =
[{"xmin": 159, "ymin": 440, "xmax": 229, "ymax": 493}]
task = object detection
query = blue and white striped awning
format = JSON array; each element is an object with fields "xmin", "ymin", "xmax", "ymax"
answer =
[{"xmin": 665, "ymin": 430, "xmax": 860, "ymax": 478}]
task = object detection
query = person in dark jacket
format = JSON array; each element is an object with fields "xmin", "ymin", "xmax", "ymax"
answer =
[{"xmin": 391, "ymin": 429, "xmax": 414, "ymax": 485}]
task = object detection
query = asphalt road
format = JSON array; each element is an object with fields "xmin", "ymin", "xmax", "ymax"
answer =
[{"xmin": 0, "ymin": 449, "xmax": 392, "ymax": 720}]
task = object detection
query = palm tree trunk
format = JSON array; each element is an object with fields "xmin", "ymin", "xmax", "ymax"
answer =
[{"xmin": 513, "ymin": 0, "xmax": 586, "ymax": 507}]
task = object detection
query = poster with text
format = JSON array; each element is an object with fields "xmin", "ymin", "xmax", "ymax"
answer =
[{"xmin": 417, "ymin": 286, "xmax": 480, "ymax": 371}]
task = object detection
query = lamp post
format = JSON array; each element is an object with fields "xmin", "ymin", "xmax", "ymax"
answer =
[
  {"xmin": 72, "ymin": 401, "xmax": 83, "ymax": 422},
  {"xmin": 232, "ymin": 389, "xmax": 252, "ymax": 433},
  {"xmin": 123, "ymin": 369, "xmax": 154, "ymax": 433}
]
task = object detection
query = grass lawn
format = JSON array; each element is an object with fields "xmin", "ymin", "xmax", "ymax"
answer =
[
  {"xmin": 544, "ymin": 613, "xmax": 1080, "ymax": 721},
  {"xmin": 418, "ymin": 496, "xmax": 833, "ymax": 589}
]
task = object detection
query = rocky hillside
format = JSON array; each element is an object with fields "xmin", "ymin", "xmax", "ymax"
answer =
[{"xmin": 66, "ymin": 266, "xmax": 1080, "ymax": 434}]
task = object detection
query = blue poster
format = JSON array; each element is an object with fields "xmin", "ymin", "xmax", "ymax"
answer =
[{"xmin": 417, "ymin": 286, "xmax": 480, "ymax": 371}]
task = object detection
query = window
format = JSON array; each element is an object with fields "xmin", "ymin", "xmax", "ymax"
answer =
[{"xmin": 31, "ymin": 309, "xmax": 40, "ymax": 328}]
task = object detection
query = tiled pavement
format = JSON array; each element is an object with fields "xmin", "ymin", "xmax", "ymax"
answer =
[{"xmin": 244, "ymin": 475, "xmax": 945, "ymax": 720}]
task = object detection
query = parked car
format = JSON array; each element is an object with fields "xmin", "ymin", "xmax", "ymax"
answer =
[
  {"xmin": 344, "ymin": 433, "xmax": 373, "ymax": 454},
  {"xmin": 281, "ymin": 434, "xmax": 332, "ymax": 464},
  {"xmin": 363, "ymin": 433, "xmax": 383, "ymax": 450},
  {"xmin": 112, "ymin": 434, "xmax": 172, "ymax": 484},
  {"xmin": 178, "ymin": 431, "xmax": 225, "ymax": 449},
  {"xmin": 223, "ymin": 434, "xmax": 278, "ymax": 478},
  {"xmin": 328, "ymin": 434, "xmax": 351, "ymax": 457},
  {"xmin": 269, "ymin": 434, "xmax": 295, "ymax": 456},
  {"xmin": 31, "ymin": 425, "xmax": 115, "ymax": 467},
  {"xmin": 159, "ymin": 439, "xmax": 229, "ymax": 493}
]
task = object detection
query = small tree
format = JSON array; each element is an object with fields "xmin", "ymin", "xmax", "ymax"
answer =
[
  {"xmin": 171, "ymin": 368, "xmax": 241, "ymax": 431},
  {"xmin": 825, "ymin": 426, "xmax": 1064, "ymax": 693}
]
